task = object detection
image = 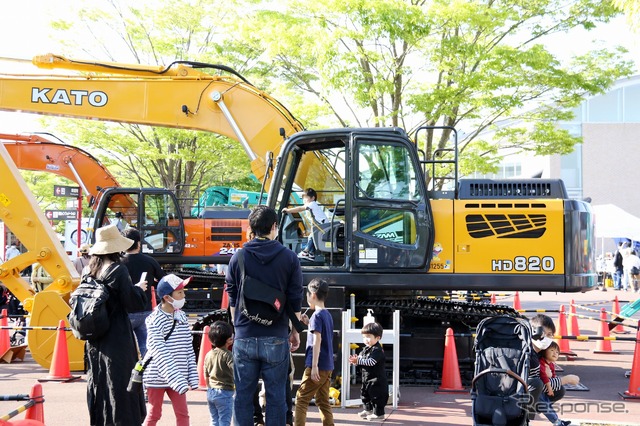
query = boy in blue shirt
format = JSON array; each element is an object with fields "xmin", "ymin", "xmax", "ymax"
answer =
[{"xmin": 294, "ymin": 279, "xmax": 334, "ymax": 426}]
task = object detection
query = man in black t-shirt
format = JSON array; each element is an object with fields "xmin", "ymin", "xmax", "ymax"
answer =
[{"xmin": 122, "ymin": 228, "xmax": 165, "ymax": 357}]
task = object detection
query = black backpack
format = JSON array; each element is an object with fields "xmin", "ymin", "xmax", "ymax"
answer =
[{"xmin": 68, "ymin": 264, "xmax": 117, "ymax": 341}]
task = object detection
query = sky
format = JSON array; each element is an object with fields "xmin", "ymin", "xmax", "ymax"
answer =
[{"xmin": 0, "ymin": 1, "xmax": 639, "ymax": 135}]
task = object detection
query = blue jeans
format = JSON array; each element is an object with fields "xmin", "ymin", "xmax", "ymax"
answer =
[
  {"xmin": 614, "ymin": 269, "xmax": 623, "ymax": 290},
  {"xmin": 538, "ymin": 394, "xmax": 558, "ymax": 422},
  {"xmin": 233, "ymin": 337, "xmax": 289, "ymax": 426},
  {"xmin": 129, "ymin": 311, "xmax": 151, "ymax": 357},
  {"xmin": 207, "ymin": 388, "xmax": 234, "ymax": 426},
  {"xmin": 302, "ymin": 238, "xmax": 316, "ymax": 255}
]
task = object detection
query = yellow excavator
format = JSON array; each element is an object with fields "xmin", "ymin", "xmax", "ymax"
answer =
[{"xmin": 0, "ymin": 54, "xmax": 597, "ymax": 372}]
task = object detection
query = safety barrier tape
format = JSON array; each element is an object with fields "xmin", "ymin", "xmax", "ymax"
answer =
[
  {"xmin": 0, "ymin": 399, "xmax": 35, "ymax": 421},
  {"xmin": 554, "ymin": 334, "xmax": 638, "ymax": 342}
]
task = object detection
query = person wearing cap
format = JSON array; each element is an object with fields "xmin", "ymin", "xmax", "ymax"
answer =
[
  {"xmin": 142, "ymin": 273, "xmax": 199, "ymax": 426},
  {"xmin": 122, "ymin": 227, "xmax": 166, "ymax": 357},
  {"xmin": 225, "ymin": 205, "xmax": 304, "ymax": 426},
  {"xmin": 84, "ymin": 224, "xmax": 148, "ymax": 426},
  {"xmin": 5, "ymin": 243, "xmax": 21, "ymax": 261},
  {"xmin": 72, "ymin": 243, "xmax": 91, "ymax": 275}
]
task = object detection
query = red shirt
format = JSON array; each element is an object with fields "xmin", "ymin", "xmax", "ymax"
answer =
[{"xmin": 539, "ymin": 357, "xmax": 556, "ymax": 384}]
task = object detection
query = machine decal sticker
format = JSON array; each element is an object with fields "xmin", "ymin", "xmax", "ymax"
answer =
[
  {"xmin": 491, "ymin": 256, "xmax": 555, "ymax": 271},
  {"xmin": 466, "ymin": 213, "xmax": 547, "ymax": 238}
]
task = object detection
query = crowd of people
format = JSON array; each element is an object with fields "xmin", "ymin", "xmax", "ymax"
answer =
[
  {"xmin": 1, "ymin": 204, "xmax": 581, "ymax": 425},
  {"xmin": 0, "ymin": 205, "xmax": 378, "ymax": 426}
]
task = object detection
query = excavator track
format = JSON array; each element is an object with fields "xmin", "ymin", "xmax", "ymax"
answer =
[{"xmin": 357, "ymin": 297, "xmax": 521, "ymax": 326}]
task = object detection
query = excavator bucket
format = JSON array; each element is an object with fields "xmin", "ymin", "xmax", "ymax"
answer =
[{"xmin": 28, "ymin": 291, "xmax": 84, "ymax": 371}]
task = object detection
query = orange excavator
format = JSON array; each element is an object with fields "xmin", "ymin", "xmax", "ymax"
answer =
[{"xmin": 0, "ymin": 54, "xmax": 597, "ymax": 374}]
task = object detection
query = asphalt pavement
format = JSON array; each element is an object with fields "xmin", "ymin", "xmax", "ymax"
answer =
[{"xmin": 2, "ymin": 287, "xmax": 640, "ymax": 425}]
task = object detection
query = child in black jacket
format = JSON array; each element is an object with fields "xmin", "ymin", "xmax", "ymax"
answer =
[{"xmin": 349, "ymin": 322, "xmax": 388, "ymax": 421}]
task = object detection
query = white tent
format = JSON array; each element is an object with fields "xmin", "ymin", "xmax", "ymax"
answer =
[{"xmin": 591, "ymin": 204, "xmax": 640, "ymax": 241}]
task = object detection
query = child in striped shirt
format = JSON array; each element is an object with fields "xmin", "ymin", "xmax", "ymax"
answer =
[{"xmin": 143, "ymin": 274, "xmax": 199, "ymax": 426}]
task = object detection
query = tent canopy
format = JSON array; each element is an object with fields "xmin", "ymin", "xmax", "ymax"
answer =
[{"xmin": 592, "ymin": 204, "xmax": 640, "ymax": 241}]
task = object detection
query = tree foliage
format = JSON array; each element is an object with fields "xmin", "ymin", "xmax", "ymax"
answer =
[
  {"xmin": 614, "ymin": 0, "xmax": 640, "ymax": 29},
  {"xmin": 44, "ymin": 0, "xmax": 635, "ymax": 193},
  {"xmin": 48, "ymin": 0, "xmax": 260, "ymax": 211},
  {"xmin": 233, "ymin": 0, "xmax": 633, "ymax": 183}
]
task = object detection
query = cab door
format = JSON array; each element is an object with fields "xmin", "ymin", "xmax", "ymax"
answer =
[
  {"xmin": 349, "ymin": 133, "xmax": 432, "ymax": 271},
  {"xmin": 93, "ymin": 188, "xmax": 184, "ymax": 254}
]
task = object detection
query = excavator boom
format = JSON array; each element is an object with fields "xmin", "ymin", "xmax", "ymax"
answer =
[
  {"xmin": 1, "ymin": 132, "xmax": 120, "ymax": 204},
  {"xmin": 0, "ymin": 54, "xmax": 304, "ymax": 183}
]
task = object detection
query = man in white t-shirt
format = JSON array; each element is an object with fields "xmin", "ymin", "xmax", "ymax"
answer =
[
  {"xmin": 5, "ymin": 244, "xmax": 21, "ymax": 261},
  {"xmin": 282, "ymin": 188, "xmax": 327, "ymax": 260}
]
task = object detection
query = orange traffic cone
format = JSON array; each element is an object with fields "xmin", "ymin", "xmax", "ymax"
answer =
[
  {"xmin": 557, "ymin": 305, "xmax": 576, "ymax": 357},
  {"xmin": 435, "ymin": 328, "xmax": 466, "ymax": 393},
  {"xmin": 513, "ymin": 292, "xmax": 522, "ymax": 311},
  {"xmin": 38, "ymin": 320, "xmax": 81, "ymax": 382},
  {"xmin": 0, "ymin": 308, "xmax": 10, "ymax": 356},
  {"xmin": 612, "ymin": 296, "xmax": 625, "ymax": 334},
  {"xmin": 569, "ymin": 299, "xmax": 580, "ymax": 337},
  {"xmin": 150, "ymin": 285, "xmax": 157, "ymax": 310},
  {"xmin": 197, "ymin": 325, "xmax": 212, "ymax": 389},
  {"xmin": 24, "ymin": 383, "xmax": 45, "ymax": 423},
  {"xmin": 221, "ymin": 284, "xmax": 229, "ymax": 310},
  {"xmin": 620, "ymin": 321, "xmax": 640, "ymax": 399},
  {"xmin": 594, "ymin": 308, "xmax": 620, "ymax": 355},
  {"xmin": 490, "ymin": 293, "xmax": 496, "ymax": 305}
]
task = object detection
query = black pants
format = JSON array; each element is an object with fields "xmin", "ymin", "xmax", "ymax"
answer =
[{"xmin": 362, "ymin": 379, "xmax": 387, "ymax": 416}]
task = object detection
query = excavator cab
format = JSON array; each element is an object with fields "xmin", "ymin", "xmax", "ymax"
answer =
[
  {"xmin": 92, "ymin": 187, "xmax": 184, "ymax": 255},
  {"xmin": 272, "ymin": 128, "xmax": 434, "ymax": 274}
]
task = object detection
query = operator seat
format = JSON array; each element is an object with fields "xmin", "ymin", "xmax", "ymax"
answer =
[{"xmin": 308, "ymin": 204, "xmax": 345, "ymax": 255}]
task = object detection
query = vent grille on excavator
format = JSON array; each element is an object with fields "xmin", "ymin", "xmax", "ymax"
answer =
[{"xmin": 458, "ymin": 179, "xmax": 568, "ymax": 199}]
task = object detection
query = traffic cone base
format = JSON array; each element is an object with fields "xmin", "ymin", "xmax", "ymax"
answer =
[
  {"xmin": 619, "ymin": 391, "xmax": 640, "ymax": 400},
  {"xmin": 435, "ymin": 327, "xmax": 466, "ymax": 393},
  {"xmin": 1, "ymin": 344, "xmax": 27, "ymax": 363},
  {"xmin": 38, "ymin": 320, "xmax": 81, "ymax": 382}
]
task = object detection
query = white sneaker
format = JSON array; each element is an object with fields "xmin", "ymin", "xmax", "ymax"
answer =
[
  {"xmin": 367, "ymin": 413, "xmax": 384, "ymax": 421},
  {"xmin": 298, "ymin": 251, "xmax": 315, "ymax": 260},
  {"xmin": 358, "ymin": 410, "xmax": 372, "ymax": 418}
]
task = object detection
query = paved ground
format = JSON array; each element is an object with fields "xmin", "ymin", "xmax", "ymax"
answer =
[{"xmin": 2, "ymin": 287, "xmax": 640, "ymax": 425}]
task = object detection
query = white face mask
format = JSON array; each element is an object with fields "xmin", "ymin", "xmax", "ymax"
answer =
[
  {"xmin": 169, "ymin": 297, "xmax": 186, "ymax": 310},
  {"xmin": 532, "ymin": 336, "xmax": 553, "ymax": 351}
]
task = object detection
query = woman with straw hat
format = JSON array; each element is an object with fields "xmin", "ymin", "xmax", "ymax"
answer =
[{"xmin": 85, "ymin": 224, "xmax": 148, "ymax": 425}]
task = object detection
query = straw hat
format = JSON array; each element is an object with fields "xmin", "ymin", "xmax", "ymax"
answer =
[
  {"xmin": 79, "ymin": 243, "xmax": 91, "ymax": 254},
  {"xmin": 89, "ymin": 224, "xmax": 133, "ymax": 255}
]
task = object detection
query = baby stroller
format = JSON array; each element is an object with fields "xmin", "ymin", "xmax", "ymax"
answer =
[{"xmin": 471, "ymin": 315, "xmax": 532, "ymax": 426}]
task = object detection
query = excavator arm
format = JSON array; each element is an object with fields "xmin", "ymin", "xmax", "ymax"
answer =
[
  {"xmin": 0, "ymin": 141, "xmax": 84, "ymax": 369},
  {"xmin": 0, "ymin": 54, "xmax": 305, "ymax": 183},
  {"xmin": 1, "ymin": 132, "xmax": 120, "ymax": 205}
]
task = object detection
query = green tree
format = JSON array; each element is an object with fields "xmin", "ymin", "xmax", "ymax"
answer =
[
  {"xmin": 614, "ymin": 0, "xmax": 640, "ymax": 29},
  {"xmin": 236, "ymin": 0, "xmax": 634, "ymax": 185},
  {"xmin": 47, "ymin": 0, "xmax": 260, "ymax": 212}
]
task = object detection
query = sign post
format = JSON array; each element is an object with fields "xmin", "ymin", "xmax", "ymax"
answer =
[
  {"xmin": 45, "ymin": 210, "xmax": 78, "ymax": 221},
  {"xmin": 53, "ymin": 185, "xmax": 83, "ymax": 252}
]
